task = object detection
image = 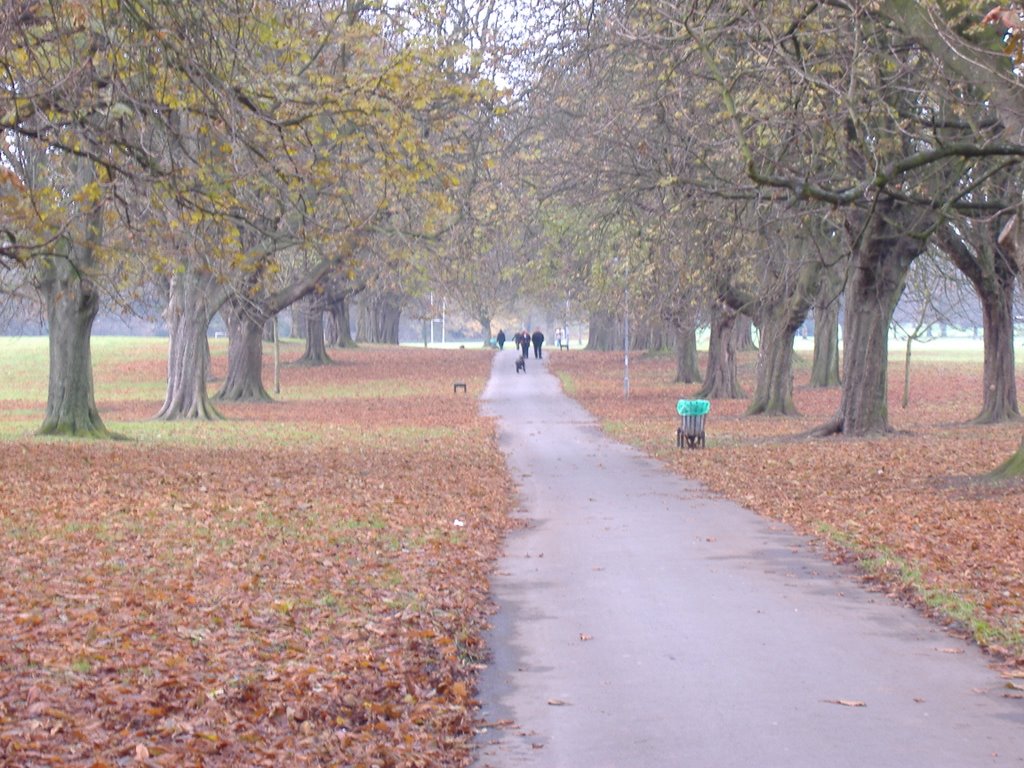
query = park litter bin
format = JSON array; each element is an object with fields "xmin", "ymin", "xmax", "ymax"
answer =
[{"xmin": 676, "ymin": 399, "xmax": 709, "ymax": 449}]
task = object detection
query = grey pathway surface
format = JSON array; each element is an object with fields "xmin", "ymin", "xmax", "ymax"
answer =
[{"xmin": 474, "ymin": 349, "xmax": 1024, "ymax": 767}]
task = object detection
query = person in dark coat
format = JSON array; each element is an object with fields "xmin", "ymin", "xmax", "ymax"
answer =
[
  {"xmin": 496, "ymin": 329, "xmax": 506, "ymax": 350},
  {"xmin": 532, "ymin": 329, "xmax": 545, "ymax": 359}
]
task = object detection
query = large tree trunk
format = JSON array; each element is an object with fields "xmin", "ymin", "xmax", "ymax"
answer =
[
  {"xmin": 815, "ymin": 204, "xmax": 924, "ymax": 436},
  {"xmin": 326, "ymin": 294, "xmax": 356, "ymax": 348},
  {"xmin": 35, "ymin": 157, "xmax": 113, "ymax": 439},
  {"xmin": 747, "ymin": 315, "xmax": 799, "ymax": 416},
  {"xmin": 37, "ymin": 240, "xmax": 112, "ymax": 438},
  {"xmin": 296, "ymin": 301, "xmax": 332, "ymax": 365},
  {"xmin": 697, "ymin": 307, "xmax": 745, "ymax": 399},
  {"xmin": 217, "ymin": 245, "xmax": 359, "ymax": 397},
  {"xmin": 673, "ymin": 324, "xmax": 702, "ymax": 384},
  {"xmin": 937, "ymin": 219, "xmax": 1020, "ymax": 424},
  {"xmin": 733, "ymin": 314, "xmax": 757, "ymax": 352},
  {"xmin": 747, "ymin": 259, "xmax": 820, "ymax": 416},
  {"xmin": 976, "ymin": 280, "xmax": 1019, "ymax": 423},
  {"xmin": 832, "ymin": 258, "xmax": 905, "ymax": 435},
  {"xmin": 157, "ymin": 269, "xmax": 224, "ymax": 420},
  {"xmin": 214, "ymin": 298, "xmax": 272, "ymax": 401}
]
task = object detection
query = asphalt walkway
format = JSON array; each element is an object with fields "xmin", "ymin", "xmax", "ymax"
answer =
[{"xmin": 474, "ymin": 349, "xmax": 1024, "ymax": 767}]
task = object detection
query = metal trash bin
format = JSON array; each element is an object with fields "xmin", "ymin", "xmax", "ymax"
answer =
[{"xmin": 676, "ymin": 399, "xmax": 709, "ymax": 449}]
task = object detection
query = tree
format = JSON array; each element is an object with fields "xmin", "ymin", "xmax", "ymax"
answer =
[
  {"xmin": 324, "ymin": 275, "xmax": 361, "ymax": 349},
  {"xmin": 816, "ymin": 199, "xmax": 933, "ymax": 435},
  {"xmin": 1, "ymin": 1, "xmax": 167, "ymax": 435},
  {"xmin": 697, "ymin": 304, "xmax": 745, "ymax": 399},
  {"xmin": 678, "ymin": 1, "xmax": 1019, "ymax": 434},
  {"xmin": 36, "ymin": 163, "xmax": 113, "ymax": 437},
  {"xmin": 157, "ymin": 259, "xmax": 226, "ymax": 420},
  {"xmin": 295, "ymin": 291, "xmax": 333, "ymax": 365},
  {"xmin": 809, "ymin": 262, "xmax": 845, "ymax": 389},
  {"xmin": 214, "ymin": 247, "xmax": 358, "ymax": 402},
  {"xmin": 935, "ymin": 217, "xmax": 1020, "ymax": 422},
  {"xmin": 743, "ymin": 219, "xmax": 828, "ymax": 416}
]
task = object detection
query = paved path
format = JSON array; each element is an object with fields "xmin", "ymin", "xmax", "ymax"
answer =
[{"xmin": 474, "ymin": 350, "xmax": 1024, "ymax": 767}]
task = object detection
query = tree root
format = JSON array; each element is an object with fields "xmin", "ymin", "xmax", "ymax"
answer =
[
  {"xmin": 989, "ymin": 437, "xmax": 1024, "ymax": 479},
  {"xmin": 36, "ymin": 411, "xmax": 126, "ymax": 440},
  {"xmin": 806, "ymin": 414, "xmax": 844, "ymax": 438}
]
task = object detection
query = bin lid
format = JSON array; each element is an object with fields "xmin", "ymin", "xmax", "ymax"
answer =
[{"xmin": 677, "ymin": 399, "xmax": 710, "ymax": 416}]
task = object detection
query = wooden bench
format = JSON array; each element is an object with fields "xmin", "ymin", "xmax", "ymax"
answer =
[{"xmin": 453, "ymin": 382, "xmax": 467, "ymax": 394}]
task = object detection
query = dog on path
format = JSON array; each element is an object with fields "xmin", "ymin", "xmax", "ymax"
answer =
[{"xmin": 515, "ymin": 356, "xmax": 526, "ymax": 373}]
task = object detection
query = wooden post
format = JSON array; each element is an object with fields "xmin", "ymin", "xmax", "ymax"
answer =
[{"xmin": 273, "ymin": 315, "xmax": 281, "ymax": 395}]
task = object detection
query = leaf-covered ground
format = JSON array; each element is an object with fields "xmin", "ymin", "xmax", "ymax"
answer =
[
  {"xmin": 0, "ymin": 343, "xmax": 514, "ymax": 767},
  {"xmin": 6, "ymin": 339, "xmax": 1024, "ymax": 767},
  {"xmin": 549, "ymin": 347, "xmax": 1024, "ymax": 661}
]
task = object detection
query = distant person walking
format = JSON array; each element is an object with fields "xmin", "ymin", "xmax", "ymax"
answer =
[
  {"xmin": 497, "ymin": 329, "xmax": 506, "ymax": 350},
  {"xmin": 532, "ymin": 329, "xmax": 545, "ymax": 359}
]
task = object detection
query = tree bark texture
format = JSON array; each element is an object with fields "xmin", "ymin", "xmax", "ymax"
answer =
[
  {"xmin": 35, "ymin": 154, "xmax": 113, "ymax": 439},
  {"xmin": 976, "ymin": 290, "xmax": 1020, "ymax": 423},
  {"xmin": 37, "ymin": 242, "xmax": 112, "ymax": 438},
  {"xmin": 747, "ymin": 315, "xmax": 799, "ymax": 416},
  {"xmin": 747, "ymin": 259, "xmax": 820, "ymax": 416},
  {"xmin": 214, "ymin": 298, "xmax": 273, "ymax": 401},
  {"xmin": 733, "ymin": 314, "xmax": 757, "ymax": 352},
  {"xmin": 697, "ymin": 307, "xmax": 745, "ymax": 399},
  {"xmin": 297, "ymin": 304, "xmax": 332, "ymax": 365},
  {"xmin": 326, "ymin": 294, "xmax": 356, "ymax": 348},
  {"xmin": 810, "ymin": 295, "xmax": 842, "ymax": 388},
  {"xmin": 673, "ymin": 324, "xmax": 702, "ymax": 384},
  {"xmin": 936, "ymin": 220, "xmax": 1020, "ymax": 424},
  {"xmin": 158, "ymin": 268, "xmax": 225, "ymax": 420},
  {"xmin": 823, "ymin": 204, "xmax": 925, "ymax": 436}
]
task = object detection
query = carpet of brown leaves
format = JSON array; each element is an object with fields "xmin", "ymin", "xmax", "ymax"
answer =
[
  {"xmin": 0, "ymin": 345, "xmax": 514, "ymax": 767},
  {"xmin": 549, "ymin": 348, "xmax": 1024, "ymax": 661}
]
